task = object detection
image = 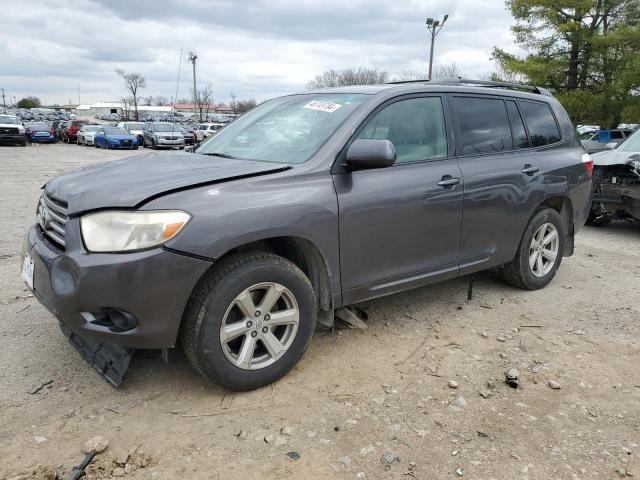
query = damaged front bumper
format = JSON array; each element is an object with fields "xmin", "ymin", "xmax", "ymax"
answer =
[{"xmin": 591, "ymin": 157, "xmax": 640, "ymax": 222}]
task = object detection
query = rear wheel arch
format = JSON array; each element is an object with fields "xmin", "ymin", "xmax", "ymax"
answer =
[{"xmin": 539, "ymin": 196, "xmax": 574, "ymax": 257}]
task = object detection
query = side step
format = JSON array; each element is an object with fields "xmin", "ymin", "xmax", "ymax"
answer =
[{"xmin": 59, "ymin": 323, "xmax": 134, "ymax": 388}]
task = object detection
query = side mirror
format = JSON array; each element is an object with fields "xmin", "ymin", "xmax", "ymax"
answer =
[
  {"xmin": 345, "ymin": 139, "xmax": 396, "ymax": 170},
  {"xmin": 605, "ymin": 142, "xmax": 617, "ymax": 150}
]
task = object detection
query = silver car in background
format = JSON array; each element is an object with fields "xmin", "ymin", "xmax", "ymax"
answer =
[
  {"xmin": 76, "ymin": 125, "xmax": 101, "ymax": 145},
  {"xmin": 142, "ymin": 122, "xmax": 185, "ymax": 149},
  {"xmin": 117, "ymin": 121, "xmax": 146, "ymax": 145}
]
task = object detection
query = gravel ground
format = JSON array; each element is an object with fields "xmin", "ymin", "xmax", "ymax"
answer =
[{"xmin": 1, "ymin": 143, "xmax": 639, "ymax": 480}]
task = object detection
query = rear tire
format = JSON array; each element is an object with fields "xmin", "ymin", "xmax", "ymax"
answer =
[
  {"xmin": 181, "ymin": 252, "xmax": 317, "ymax": 391},
  {"xmin": 500, "ymin": 208, "xmax": 566, "ymax": 290}
]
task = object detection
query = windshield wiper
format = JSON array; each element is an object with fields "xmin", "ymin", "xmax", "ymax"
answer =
[{"xmin": 201, "ymin": 152, "xmax": 239, "ymax": 159}]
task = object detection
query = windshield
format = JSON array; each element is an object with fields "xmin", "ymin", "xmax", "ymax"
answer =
[
  {"xmin": 0, "ymin": 115, "xmax": 19, "ymax": 125},
  {"xmin": 28, "ymin": 123, "xmax": 49, "ymax": 130},
  {"xmin": 104, "ymin": 127, "xmax": 128, "ymax": 135},
  {"xmin": 126, "ymin": 122, "xmax": 144, "ymax": 130},
  {"xmin": 153, "ymin": 123, "xmax": 181, "ymax": 132},
  {"xmin": 196, "ymin": 93, "xmax": 366, "ymax": 163},
  {"xmin": 618, "ymin": 129, "xmax": 640, "ymax": 152},
  {"xmin": 84, "ymin": 125, "xmax": 100, "ymax": 132}
]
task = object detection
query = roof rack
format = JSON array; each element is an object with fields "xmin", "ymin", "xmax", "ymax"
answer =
[{"xmin": 386, "ymin": 78, "xmax": 552, "ymax": 96}]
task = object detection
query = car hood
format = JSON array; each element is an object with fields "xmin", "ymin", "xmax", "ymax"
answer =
[
  {"xmin": 592, "ymin": 149, "xmax": 640, "ymax": 166},
  {"xmin": 0, "ymin": 123, "xmax": 22, "ymax": 129},
  {"xmin": 45, "ymin": 152, "xmax": 291, "ymax": 215}
]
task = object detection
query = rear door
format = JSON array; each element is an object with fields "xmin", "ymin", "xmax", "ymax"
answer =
[
  {"xmin": 335, "ymin": 95, "xmax": 463, "ymax": 303},
  {"xmin": 451, "ymin": 95, "xmax": 546, "ymax": 270}
]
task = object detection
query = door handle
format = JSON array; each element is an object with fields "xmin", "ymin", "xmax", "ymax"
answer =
[
  {"xmin": 437, "ymin": 176, "xmax": 461, "ymax": 188},
  {"xmin": 521, "ymin": 164, "xmax": 540, "ymax": 175}
]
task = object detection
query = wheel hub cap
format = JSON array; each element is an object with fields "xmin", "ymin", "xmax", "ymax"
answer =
[
  {"xmin": 220, "ymin": 282, "xmax": 299, "ymax": 370},
  {"xmin": 528, "ymin": 223, "xmax": 559, "ymax": 278}
]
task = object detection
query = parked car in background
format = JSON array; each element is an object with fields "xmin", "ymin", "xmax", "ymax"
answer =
[
  {"xmin": 142, "ymin": 122, "xmax": 184, "ymax": 149},
  {"xmin": 94, "ymin": 126, "xmax": 139, "ymax": 149},
  {"xmin": 76, "ymin": 125, "xmax": 101, "ymax": 146},
  {"xmin": 195, "ymin": 123, "xmax": 223, "ymax": 142},
  {"xmin": 588, "ymin": 129, "xmax": 640, "ymax": 225},
  {"xmin": 117, "ymin": 121, "xmax": 146, "ymax": 145},
  {"xmin": 21, "ymin": 80, "xmax": 592, "ymax": 389},
  {"xmin": 55, "ymin": 120, "xmax": 70, "ymax": 141},
  {"xmin": 580, "ymin": 129, "xmax": 635, "ymax": 153},
  {"xmin": 0, "ymin": 114, "xmax": 27, "ymax": 146},
  {"xmin": 178, "ymin": 125, "xmax": 196, "ymax": 145},
  {"xmin": 61, "ymin": 120, "xmax": 89, "ymax": 143},
  {"xmin": 25, "ymin": 122, "xmax": 56, "ymax": 144}
]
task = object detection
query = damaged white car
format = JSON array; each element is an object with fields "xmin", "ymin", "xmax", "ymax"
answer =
[{"xmin": 589, "ymin": 129, "xmax": 640, "ymax": 225}]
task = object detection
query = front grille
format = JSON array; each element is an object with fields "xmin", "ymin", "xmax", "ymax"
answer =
[
  {"xmin": 164, "ymin": 136, "xmax": 174, "ymax": 140},
  {"xmin": 0, "ymin": 127, "xmax": 18, "ymax": 135},
  {"xmin": 38, "ymin": 191, "xmax": 68, "ymax": 249},
  {"xmin": 122, "ymin": 140, "xmax": 132, "ymax": 146}
]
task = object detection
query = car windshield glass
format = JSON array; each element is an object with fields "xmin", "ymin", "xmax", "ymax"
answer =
[
  {"xmin": 0, "ymin": 115, "xmax": 19, "ymax": 125},
  {"xmin": 28, "ymin": 123, "xmax": 49, "ymax": 130},
  {"xmin": 153, "ymin": 124, "xmax": 180, "ymax": 132},
  {"xmin": 126, "ymin": 123, "xmax": 144, "ymax": 129},
  {"xmin": 84, "ymin": 126, "xmax": 101, "ymax": 132},
  {"xmin": 104, "ymin": 127, "xmax": 128, "ymax": 135},
  {"xmin": 618, "ymin": 129, "xmax": 640, "ymax": 152},
  {"xmin": 196, "ymin": 93, "xmax": 366, "ymax": 164}
]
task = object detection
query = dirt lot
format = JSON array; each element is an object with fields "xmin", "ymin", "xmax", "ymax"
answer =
[{"xmin": 0, "ymin": 143, "xmax": 639, "ymax": 480}]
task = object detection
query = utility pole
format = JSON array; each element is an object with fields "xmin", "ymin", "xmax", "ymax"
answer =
[
  {"xmin": 426, "ymin": 14, "xmax": 449, "ymax": 80},
  {"xmin": 78, "ymin": 84, "xmax": 81, "ymax": 105},
  {"xmin": 1, "ymin": 89, "xmax": 6, "ymax": 112},
  {"xmin": 188, "ymin": 52, "xmax": 198, "ymax": 122}
]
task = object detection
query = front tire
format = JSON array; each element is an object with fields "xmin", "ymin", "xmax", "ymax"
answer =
[
  {"xmin": 500, "ymin": 207, "xmax": 566, "ymax": 290},
  {"xmin": 181, "ymin": 252, "xmax": 316, "ymax": 391}
]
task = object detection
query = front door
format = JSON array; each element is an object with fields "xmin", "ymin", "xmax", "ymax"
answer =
[{"xmin": 334, "ymin": 95, "xmax": 463, "ymax": 304}]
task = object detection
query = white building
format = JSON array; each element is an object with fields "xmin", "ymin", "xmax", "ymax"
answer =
[{"xmin": 73, "ymin": 103, "xmax": 172, "ymax": 117}]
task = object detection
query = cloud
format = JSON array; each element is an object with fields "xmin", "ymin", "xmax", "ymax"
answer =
[{"xmin": 0, "ymin": 0, "xmax": 519, "ymax": 105}]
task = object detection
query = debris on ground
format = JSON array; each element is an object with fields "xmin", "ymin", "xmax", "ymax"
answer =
[
  {"xmin": 27, "ymin": 379, "xmax": 53, "ymax": 395},
  {"xmin": 82, "ymin": 436, "xmax": 109, "ymax": 454},
  {"xmin": 381, "ymin": 451, "xmax": 400, "ymax": 469},
  {"xmin": 286, "ymin": 451, "xmax": 300, "ymax": 461},
  {"xmin": 506, "ymin": 369, "xmax": 520, "ymax": 388},
  {"xmin": 548, "ymin": 380, "xmax": 562, "ymax": 390},
  {"xmin": 448, "ymin": 380, "xmax": 458, "ymax": 389}
]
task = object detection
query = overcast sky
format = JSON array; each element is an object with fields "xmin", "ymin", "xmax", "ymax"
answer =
[{"xmin": 1, "ymin": 0, "xmax": 520, "ymax": 106}]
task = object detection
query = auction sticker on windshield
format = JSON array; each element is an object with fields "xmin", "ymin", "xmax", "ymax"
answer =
[
  {"xmin": 304, "ymin": 101, "xmax": 343, "ymax": 113},
  {"xmin": 22, "ymin": 253, "xmax": 34, "ymax": 290}
]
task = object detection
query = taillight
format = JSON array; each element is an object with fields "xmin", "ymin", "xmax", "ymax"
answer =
[{"xmin": 582, "ymin": 153, "xmax": 593, "ymax": 177}]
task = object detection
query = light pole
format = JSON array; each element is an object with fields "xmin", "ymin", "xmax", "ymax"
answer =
[
  {"xmin": 188, "ymin": 52, "xmax": 198, "ymax": 122},
  {"xmin": 426, "ymin": 14, "xmax": 449, "ymax": 81}
]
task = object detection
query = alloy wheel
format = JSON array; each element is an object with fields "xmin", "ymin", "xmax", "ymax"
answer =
[
  {"xmin": 219, "ymin": 282, "xmax": 299, "ymax": 370},
  {"xmin": 529, "ymin": 223, "xmax": 559, "ymax": 277}
]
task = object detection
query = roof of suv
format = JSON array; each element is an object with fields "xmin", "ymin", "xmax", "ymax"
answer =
[{"xmin": 303, "ymin": 78, "xmax": 554, "ymax": 100}]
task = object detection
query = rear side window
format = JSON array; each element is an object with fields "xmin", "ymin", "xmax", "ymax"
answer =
[
  {"xmin": 505, "ymin": 100, "xmax": 529, "ymax": 149},
  {"xmin": 357, "ymin": 97, "xmax": 447, "ymax": 164},
  {"xmin": 611, "ymin": 131, "xmax": 623, "ymax": 139},
  {"xmin": 453, "ymin": 97, "xmax": 513, "ymax": 155},
  {"xmin": 519, "ymin": 101, "xmax": 561, "ymax": 147}
]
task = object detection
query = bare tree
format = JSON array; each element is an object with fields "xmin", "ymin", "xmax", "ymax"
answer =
[
  {"xmin": 190, "ymin": 84, "xmax": 214, "ymax": 121},
  {"xmin": 120, "ymin": 96, "xmax": 133, "ymax": 120},
  {"xmin": 115, "ymin": 68, "xmax": 146, "ymax": 120},
  {"xmin": 236, "ymin": 99, "xmax": 257, "ymax": 114},
  {"xmin": 391, "ymin": 64, "xmax": 463, "ymax": 82},
  {"xmin": 154, "ymin": 96, "xmax": 169, "ymax": 106},
  {"xmin": 306, "ymin": 68, "xmax": 389, "ymax": 89},
  {"xmin": 229, "ymin": 91, "xmax": 238, "ymax": 115}
]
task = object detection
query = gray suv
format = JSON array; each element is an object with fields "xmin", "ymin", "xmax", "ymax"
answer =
[
  {"xmin": 21, "ymin": 80, "xmax": 592, "ymax": 390},
  {"xmin": 142, "ymin": 122, "xmax": 185, "ymax": 149}
]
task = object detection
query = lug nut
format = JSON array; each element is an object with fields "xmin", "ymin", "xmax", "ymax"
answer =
[
  {"xmin": 255, "ymin": 310, "xmax": 261, "ymax": 317},
  {"xmin": 246, "ymin": 321, "xmax": 253, "ymax": 328},
  {"xmin": 264, "ymin": 314, "xmax": 270, "ymax": 321},
  {"xmin": 262, "ymin": 327, "xmax": 268, "ymax": 333},
  {"xmin": 251, "ymin": 331, "xmax": 258, "ymax": 338}
]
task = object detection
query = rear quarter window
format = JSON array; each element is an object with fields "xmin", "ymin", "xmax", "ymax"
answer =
[
  {"xmin": 519, "ymin": 101, "xmax": 561, "ymax": 147},
  {"xmin": 452, "ymin": 96, "xmax": 513, "ymax": 155}
]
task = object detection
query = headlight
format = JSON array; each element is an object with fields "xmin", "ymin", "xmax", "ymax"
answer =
[
  {"xmin": 18, "ymin": 126, "xmax": 25, "ymax": 133},
  {"xmin": 81, "ymin": 210, "xmax": 191, "ymax": 252}
]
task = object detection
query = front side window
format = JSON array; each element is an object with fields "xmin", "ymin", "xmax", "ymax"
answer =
[
  {"xmin": 196, "ymin": 93, "xmax": 366, "ymax": 164},
  {"xmin": 611, "ymin": 131, "xmax": 623, "ymax": 139},
  {"xmin": 519, "ymin": 101, "xmax": 561, "ymax": 147},
  {"xmin": 453, "ymin": 97, "xmax": 513, "ymax": 155},
  {"xmin": 357, "ymin": 97, "xmax": 447, "ymax": 164}
]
